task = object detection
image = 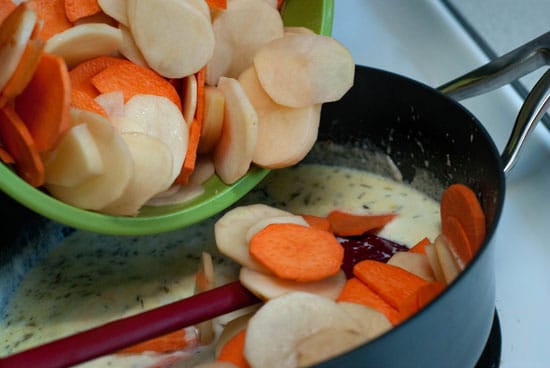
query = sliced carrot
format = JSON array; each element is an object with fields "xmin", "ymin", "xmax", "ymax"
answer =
[
  {"xmin": 0, "ymin": 146, "xmax": 14, "ymax": 164},
  {"xmin": 117, "ymin": 329, "xmax": 190, "ymax": 354},
  {"xmin": 326, "ymin": 210, "xmax": 396, "ymax": 236},
  {"xmin": 249, "ymin": 223, "xmax": 344, "ymax": 282},
  {"xmin": 205, "ymin": 0, "xmax": 228, "ymax": 10},
  {"xmin": 0, "ymin": 105, "xmax": 44, "ymax": 186},
  {"xmin": 64, "ymin": 0, "xmax": 101, "ymax": 23},
  {"xmin": 301, "ymin": 214, "xmax": 332, "ymax": 232},
  {"xmin": 408, "ymin": 237, "xmax": 431, "ymax": 254},
  {"xmin": 174, "ymin": 67, "xmax": 206, "ymax": 185},
  {"xmin": 0, "ymin": 0, "xmax": 16, "ymax": 24},
  {"xmin": 27, "ymin": 0, "xmax": 73, "ymax": 40},
  {"xmin": 0, "ymin": 38, "xmax": 45, "ymax": 108},
  {"xmin": 71, "ymin": 89, "xmax": 107, "ymax": 117},
  {"xmin": 442, "ymin": 216, "xmax": 473, "ymax": 264},
  {"xmin": 277, "ymin": 0, "xmax": 284, "ymax": 9},
  {"xmin": 353, "ymin": 259, "xmax": 429, "ymax": 312},
  {"xmin": 337, "ymin": 277, "xmax": 401, "ymax": 325},
  {"xmin": 399, "ymin": 282, "xmax": 445, "ymax": 321},
  {"xmin": 440, "ymin": 183, "xmax": 486, "ymax": 256},
  {"xmin": 217, "ymin": 329, "xmax": 250, "ymax": 368},
  {"xmin": 91, "ymin": 61, "xmax": 182, "ymax": 110},
  {"xmin": 69, "ymin": 56, "xmax": 125, "ymax": 98},
  {"xmin": 14, "ymin": 52, "xmax": 71, "ymax": 152}
]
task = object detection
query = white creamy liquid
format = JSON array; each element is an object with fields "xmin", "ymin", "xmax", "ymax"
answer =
[{"xmin": 0, "ymin": 164, "xmax": 441, "ymax": 367}]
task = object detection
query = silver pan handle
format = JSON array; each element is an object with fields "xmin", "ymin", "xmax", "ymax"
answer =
[{"xmin": 436, "ymin": 31, "xmax": 550, "ymax": 175}]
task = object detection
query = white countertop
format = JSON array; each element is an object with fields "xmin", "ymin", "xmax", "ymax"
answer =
[{"xmin": 331, "ymin": 1, "xmax": 550, "ymax": 367}]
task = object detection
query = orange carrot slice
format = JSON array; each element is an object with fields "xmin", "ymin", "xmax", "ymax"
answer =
[
  {"xmin": 337, "ymin": 277, "xmax": 401, "ymax": 325},
  {"xmin": 69, "ymin": 55, "xmax": 125, "ymax": 98},
  {"xmin": 408, "ymin": 237, "xmax": 431, "ymax": 254},
  {"xmin": 205, "ymin": 0, "xmax": 228, "ymax": 10},
  {"xmin": 0, "ymin": 38, "xmax": 44, "ymax": 108},
  {"xmin": 442, "ymin": 216, "xmax": 473, "ymax": 264},
  {"xmin": 249, "ymin": 223, "xmax": 344, "ymax": 282},
  {"xmin": 353, "ymin": 259, "xmax": 429, "ymax": 311},
  {"xmin": 217, "ymin": 329, "xmax": 250, "ymax": 368},
  {"xmin": 91, "ymin": 60, "xmax": 182, "ymax": 110},
  {"xmin": 0, "ymin": 105, "xmax": 44, "ymax": 186},
  {"xmin": 174, "ymin": 67, "xmax": 206, "ymax": 185},
  {"xmin": 399, "ymin": 282, "xmax": 445, "ymax": 321},
  {"xmin": 64, "ymin": 0, "xmax": 101, "ymax": 23},
  {"xmin": 117, "ymin": 329, "xmax": 190, "ymax": 354},
  {"xmin": 71, "ymin": 89, "xmax": 107, "ymax": 117},
  {"xmin": 27, "ymin": 0, "xmax": 73, "ymax": 40},
  {"xmin": 326, "ymin": 210, "xmax": 396, "ymax": 236},
  {"xmin": 0, "ymin": 146, "xmax": 14, "ymax": 164},
  {"xmin": 440, "ymin": 183, "xmax": 486, "ymax": 255},
  {"xmin": 14, "ymin": 52, "xmax": 71, "ymax": 152},
  {"xmin": 301, "ymin": 214, "xmax": 332, "ymax": 232},
  {"xmin": 0, "ymin": 0, "xmax": 16, "ymax": 24}
]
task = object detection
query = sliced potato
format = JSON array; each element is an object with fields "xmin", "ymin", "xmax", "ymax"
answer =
[
  {"xmin": 184, "ymin": 0, "xmax": 211, "ymax": 21},
  {"xmin": 215, "ymin": 204, "xmax": 292, "ymax": 273},
  {"xmin": 101, "ymin": 132, "xmax": 173, "ymax": 216},
  {"xmin": 198, "ymin": 85, "xmax": 225, "ymax": 154},
  {"xmin": 206, "ymin": 0, "xmax": 283, "ymax": 85},
  {"xmin": 213, "ymin": 77, "xmax": 257, "ymax": 184},
  {"xmin": 98, "ymin": 0, "xmax": 129, "ymax": 26},
  {"xmin": 239, "ymin": 66, "xmax": 321, "ymax": 168},
  {"xmin": 425, "ymin": 243, "xmax": 446, "ymax": 284},
  {"xmin": 120, "ymin": 94, "xmax": 188, "ymax": 183},
  {"xmin": 245, "ymin": 215, "xmax": 309, "ymax": 243},
  {"xmin": 118, "ymin": 24, "xmax": 148, "ymax": 67},
  {"xmin": 195, "ymin": 252, "xmax": 216, "ymax": 345},
  {"xmin": 284, "ymin": 26, "xmax": 315, "ymax": 36},
  {"xmin": 94, "ymin": 91, "xmax": 125, "ymax": 119},
  {"xmin": 387, "ymin": 251, "xmax": 436, "ymax": 282},
  {"xmin": 240, "ymin": 267, "xmax": 346, "ymax": 301},
  {"xmin": 254, "ymin": 33, "xmax": 355, "ymax": 107},
  {"xmin": 46, "ymin": 109, "xmax": 133, "ymax": 211},
  {"xmin": 434, "ymin": 235, "xmax": 461, "ymax": 284},
  {"xmin": 127, "ymin": 0, "xmax": 215, "ymax": 78},
  {"xmin": 182, "ymin": 73, "xmax": 197, "ymax": 125},
  {"xmin": 0, "ymin": 4, "xmax": 37, "ymax": 91},
  {"xmin": 244, "ymin": 292, "xmax": 360, "ymax": 368},
  {"xmin": 296, "ymin": 327, "xmax": 366, "ymax": 368},
  {"xmin": 44, "ymin": 23, "xmax": 122, "ymax": 68},
  {"xmin": 338, "ymin": 302, "xmax": 392, "ymax": 340},
  {"xmin": 43, "ymin": 123, "xmax": 103, "ymax": 187}
]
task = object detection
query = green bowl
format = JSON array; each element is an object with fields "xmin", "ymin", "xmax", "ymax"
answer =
[{"xmin": 0, "ymin": 0, "xmax": 334, "ymax": 236}]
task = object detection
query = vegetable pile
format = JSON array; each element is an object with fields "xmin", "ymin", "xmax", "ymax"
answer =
[
  {"xmin": 0, "ymin": 0, "xmax": 354, "ymax": 216},
  {"xmin": 115, "ymin": 182, "xmax": 486, "ymax": 368}
]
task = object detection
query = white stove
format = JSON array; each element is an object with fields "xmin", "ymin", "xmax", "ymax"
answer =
[{"xmin": 332, "ymin": 2, "xmax": 550, "ymax": 367}]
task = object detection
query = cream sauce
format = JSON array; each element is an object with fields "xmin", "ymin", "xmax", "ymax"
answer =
[{"xmin": 0, "ymin": 164, "xmax": 441, "ymax": 367}]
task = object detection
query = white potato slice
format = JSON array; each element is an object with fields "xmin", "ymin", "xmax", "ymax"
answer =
[
  {"xmin": 387, "ymin": 251, "xmax": 436, "ymax": 282},
  {"xmin": 94, "ymin": 91, "xmax": 125, "ymax": 118},
  {"xmin": 284, "ymin": 26, "xmax": 315, "ymax": 36},
  {"xmin": 262, "ymin": 0, "xmax": 278, "ymax": 8},
  {"xmin": 0, "ymin": 4, "xmax": 37, "ymax": 91},
  {"xmin": 198, "ymin": 85, "xmax": 225, "ymax": 154},
  {"xmin": 44, "ymin": 23, "xmax": 123, "ymax": 68},
  {"xmin": 46, "ymin": 109, "xmax": 133, "ymax": 211},
  {"xmin": 206, "ymin": 0, "xmax": 283, "ymax": 85},
  {"xmin": 338, "ymin": 302, "xmax": 392, "ymax": 341},
  {"xmin": 194, "ymin": 362, "xmax": 239, "ymax": 368},
  {"xmin": 244, "ymin": 292, "xmax": 360, "ymax": 368},
  {"xmin": 118, "ymin": 24, "xmax": 148, "ymax": 67},
  {"xmin": 101, "ymin": 132, "xmax": 173, "ymax": 216},
  {"xmin": 425, "ymin": 243, "xmax": 446, "ymax": 284},
  {"xmin": 213, "ymin": 77, "xmax": 258, "ymax": 184},
  {"xmin": 127, "ymin": 0, "xmax": 215, "ymax": 78},
  {"xmin": 182, "ymin": 73, "xmax": 197, "ymax": 125},
  {"xmin": 43, "ymin": 123, "xmax": 103, "ymax": 187},
  {"xmin": 98, "ymin": 0, "xmax": 129, "ymax": 26},
  {"xmin": 120, "ymin": 94, "xmax": 188, "ymax": 183},
  {"xmin": 240, "ymin": 267, "xmax": 346, "ymax": 301},
  {"xmin": 195, "ymin": 252, "xmax": 216, "ymax": 345},
  {"xmin": 434, "ymin": 234, "xmax": 461, "ymax": 284},
  {"xmin": 184, "ymin": 0, "xmax": 211, "ymax": 21},
  {"xmin": 215, "ymin": 204, "xmax": 292, "ymax": 273},
  {"xmin": 245, "ymin": 215, "xmax": 309, "ymax": 243},
  {"xmin": 295, "ymin": 327, "xmax": 366, "ymax": 367},
  {"xmin": 239, "ymin": 66, "xmax": 321, "ymax": 168},
  {"xmin": 254, "ymin": 33, "xmax": 355, "ymax": 107}
]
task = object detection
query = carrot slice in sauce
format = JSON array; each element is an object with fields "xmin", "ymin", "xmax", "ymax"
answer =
[
  {"xmin": 0, "ymin": 0, "xmax": 16, "ymax": 24},
  {"xmin": 64, "ymin": 0, "xmax": 101, "ymax": 22},
  {"xmin": 27, "ymin": 0, "xmax": 72, "ymax": 40},
  {"xmin": 117, "ymin": 329, "xmax": 191, "ymax": 354},
  {"xmin": 249, "ymin": 223, "xmax": 344, "ymax": 282},
  {"xmin": 217, "ymin": 329, "xmax": 250, "ymax": 368},
  {"xmin": 301, "ymin": 214, "xmax": 333, "ymax": 232},
  {"xmin": 326, "ymin": 210, "xmax": 396, "ymax": 236},
  {"xmin": 408, "ymin": 237, "xmax": 431, "ymax": 254}
]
